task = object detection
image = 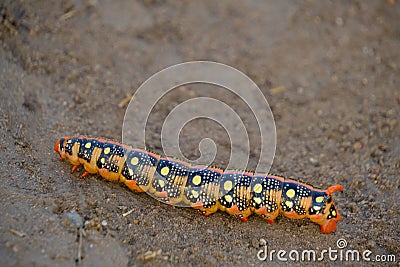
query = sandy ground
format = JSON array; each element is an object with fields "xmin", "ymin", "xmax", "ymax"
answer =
[{"xmin": 0, "ymin": 1, "xmax": 399, "ymax": 266}]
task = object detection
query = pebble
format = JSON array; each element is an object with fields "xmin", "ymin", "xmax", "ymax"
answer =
[
  {"xmin": 353, "ymin": 141, "xmax": 362, "ymax": 150},
  {"xmin": 64, "ymin": 211, "xmax": 83, "ymax": 229},
  {"xmin": 309, "ymin": 157, "xmax": 319, "ymax": 166},
  {"xmin": 366, "ymin": 240, "xmax": 376, "ymax": 249},
  {"xmin": 335, "ymin": 17, "xmax": 344, "ymax": 26},
  {"xmin": 5, "ymin": 241, "xmax": 20, "ymax": 253}
]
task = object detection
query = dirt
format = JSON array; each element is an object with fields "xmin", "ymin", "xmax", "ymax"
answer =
[{"xmin": 0, "ymin": 1, "xmax": 399, "ymax": 266}]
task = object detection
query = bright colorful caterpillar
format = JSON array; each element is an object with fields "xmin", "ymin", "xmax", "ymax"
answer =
[{"xmin": 54, "ymin": 136, "xmax": 343, "ymax": 234}]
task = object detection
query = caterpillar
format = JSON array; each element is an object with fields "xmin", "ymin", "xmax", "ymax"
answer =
[{"xmin": 54, "ymin": 136, "xmax": 343, "ymax": 234}]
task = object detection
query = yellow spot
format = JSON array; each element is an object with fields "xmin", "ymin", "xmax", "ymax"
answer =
[
  {"xmin": 191, "ymin": 190, "xmax": 199, "ymax": 198},
  {"xmin": 286, "ymin": 189, "xmax": 295, "ymax": 198},
  {"xmin": 253, "ymin": 183, "xmax": 262, "ymax": 194},
  {"xmin": 104, "ymin": 147, "xmax": 111, "ymax": 154},
  {"xmin": 313, "ymin": 205, "xmax": 321, "ymax": 211},
  {"xmin": 316, "ymin": 196, "xmax": 324, "ymax": 203},
  {"xmin": 130, "ymin": 157, "xmax": 139, "ymax": 165},
  {"xmin": 192, "ymin": 175, "xmax": 202, "ymax": 186},
  {"xmin": 100, "ymin": 158, "xmax": 105, "ymax": 164},
  {"xmin": 224, "ymin": 180, "xmax": 233, "ymax": 191},
  {"xmin": 285, "ymin": 200, "xmax": 293, "ymax": 208},
  {"xmin": 67, "ymin": 139, "xmax": 72, "ymax": 143},
  {"xmin": 332, "ymin": 210, "xmax": 336, "ymax": 216},
  {"xmin": 158, "ymin": 179, "xmax": 165, "ymax": 188},
  {"xmin": 254, "ymin": 197, "xmax": 262, "ymax": 204},
  {"xmin": 85, "ymin": 142, "xmax": 91, "ymax": 149},
  {"xmin": 224, "ymin": 195, "xmax": 233, "ymax": 203},
  {"xmin": 160, "ymin": 166, "xmax": 169, "ymax": 176},
  {"xmin": 128, "ymin": 168, "xmax": 133, "ymax": 176}
]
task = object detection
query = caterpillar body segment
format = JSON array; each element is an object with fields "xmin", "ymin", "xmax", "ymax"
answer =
[
  {"xmin": 54, "ymin": 136, "xmax": 343, "ymax": 234},
  {"xmin": 218, "ymin": 171, "xmax": 253, "ymax": 221},
  {"xmin": 250, "ymin": 174, "xmax": 284, "ymax": 223},
  {"xmin": 184, "ymin": 166, "xmax": 222, "ymax": 216},
  {"xmin": 121, "ymin": 148, "xmax": 160, "ymax": 192}
]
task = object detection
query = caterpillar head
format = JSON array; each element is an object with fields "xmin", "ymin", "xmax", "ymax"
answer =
[
  {"xmin": 54, "ymin": 137, "xmax": 69, "ymax": 160},
  {"xmin": 308, "ymin": 184, "xmax": 343, "ymax": 234}
]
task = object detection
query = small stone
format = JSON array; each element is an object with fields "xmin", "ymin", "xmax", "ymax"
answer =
[
  {"xmin": 353, "ymin": 141, "xmax": 362, "ymax": 150},
  {"xmin": 335, "ymin": 17, "xmax": 343, "ymax": 26},
  {"xmin": 309, "ymin": 157, "xmax": 319, "ymax": 166},
  {"xmin": 64, "ymin": 211, "xmax": 83, "ymax": 229},
  {"xmin": 366, "ymin": 240, "xmax": 376, "ymax": 249},
  {"xmin": 101, "ymin": 220, "xmax": 108, "ymax": 226},
  {"xmin": 12, "ymin": 244, "xmax": 20, "ymax": 253},
  {"xmin": 378, "ymin": 145, "xmax": 388, "ymax": 152},
  {"xmin": 297, "ymin": 87, "xmax": 304, "ymax": 94}
]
